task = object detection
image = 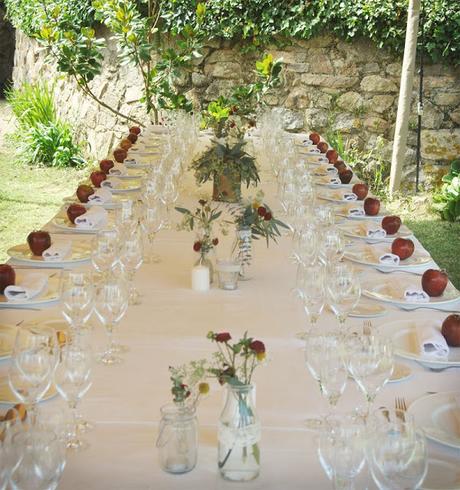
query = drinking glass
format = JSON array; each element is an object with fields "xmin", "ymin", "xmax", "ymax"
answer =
[
  {"xmin": 141, "ymin": 204, "xmax": 164, "ymax": 263},
  {"xmin": 160, "ymin": 174, "xmax": 178, "ymax": 228},
  {"xmin": 297, "ymin": 264, "xmax": 326, "ymax": 337},
  {"xmin": 314, "ymin": 204, "xmax": 335, "ymax": 227},
  {"xmin": 8, "ymin": 325, "xmax": 58, "ymax": 424},
  {"xmin": 91, "ymin": 228, "xmax": 119, "ymax": 277},
  {"xmin": 367, "ymin": 408, "xmax": 427, "ymax": 489},
  {"xmin": 119, "ymin": 227, "xmax": 143, "ymax": 305},
  {"xmin": 117, "ymin": 199, "xmax": 138, "ymax": 238},
  {"xmin": 303, "ymin": 334, "xmax": 348, "ymax": 429},
  {"xmin": 326, "ymin": 264, "xmax": 361, "ymax": 329},
  {"xmin": 321, "ymin": 228, "xmax": 345, "ymax": 264},
  {"xmin": 292, "ymin": 224, "xmax": 319, "ymax": 266},
  {"xmin": 318, "ymin": 414, "xmax": 366, "ymax": 490},
  {"xmin": 54, "ymin": 341, "xmax": 93, "ymax": 450},
  {"xmin": 344, "ymin": 335, "xmax": 394, "ymax": 416},
  {"xmin": 94, "ymin": 277, "xmax": 129, "ymax": 365}
]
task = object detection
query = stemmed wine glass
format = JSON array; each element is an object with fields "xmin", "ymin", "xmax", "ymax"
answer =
[
  {"xmin": 54, "ymin": 339, "xmax": 93, "ymax": 450},
  {"xmin": 60, "ymin": 270, "xmax": 94, "ymax": 337},
  {"xmin": 91, "ymin": 228, "xmax": 119, "ymax": 278},
  {"xmin": 141, "ymin": 203, "xmax": 164, "ymax": 263},
  {"xmin": 94, "ymin": 277, "xmax": 129, "ymax": 365},
  {"xmin": 292, "ymin": 224, "xmax": 319, "ymax": 266},
  {"xmin": 119, "ymin": 227, "xmax": 143, "ymax": 305},
  {"xmin": 344, "ymin": 335, "xmax": 394, "ymax": 416},
  {"xmin": 8, "ymin": 325, "xmax": 58, "ymax": 425},
  {"xmin": 320, "ymin": 228, "xmax": 345, "ymax": 264},
  {"xmin": 160, "ymin": 174, "xmax": 178, "ymax": 228},
  {"xmin": 117, "ymin": 199, "xmax": 138, "ymax": 238},
  {"xmin": 326, "ymin": 264, "xmax": 361, "ymax": 330}
]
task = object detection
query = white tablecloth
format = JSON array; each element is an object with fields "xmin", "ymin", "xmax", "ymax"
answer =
[{"xmin": 1, "ymin": 141, "xmax": 459, "ymax": 490}]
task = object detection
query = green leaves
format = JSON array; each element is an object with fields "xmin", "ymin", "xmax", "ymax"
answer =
[{"xmin": 433, "ymin": 160, "xmax": 460, "ymax": 222}]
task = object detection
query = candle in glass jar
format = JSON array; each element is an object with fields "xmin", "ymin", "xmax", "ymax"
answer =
[{"xmin": 192, "ymin": 265, "xmax": 210, "ymax": 291}]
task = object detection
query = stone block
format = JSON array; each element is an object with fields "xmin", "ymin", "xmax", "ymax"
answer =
[
  {"xmin": 450, "ymin": 110, "xmax": 460, "ymax": 125},
  {"xmin": 433, "ymin": 92, "xmax": 460, "ymax": 107},
  {"xmin": 204, "ymin": 62, "xmax": 241, "ymax": 79},
  {"xmin": 369, "ymin": 95, "xmax": 395, "ymax": 114},
  {"xmin": 336, "ymin": 91, "xmax": 364, "ymax": 111},
  {"xmin": 304, "ymin": 108, "xmax": 328, "ymax": 130},
  {"xmin": 285, "ymin": 88, "xmax": 310, "ymax": 109},
  {"xmin": 332, "ymin": 113, "xmax": 361, "ymax": 133},
  {"xmin": 363, "ymin": 116, "xmax": 389, "ymax": 133},
  {"xmin": 361, "ymin": 75, "xmax": 398, "ymax": 93},
  {"xmin": 272, "ymin": 108, "xmax": 304, "ymax": 131},
  {"xmin": 296, "ymin": 34, "xmax": 335, "ymax": 49},
  {"xmin": 421, "ymin": 129, "xmax": 460, "ymax": 161},
  {"xmin": 386, "ymin": 62, "xmax": 402, "ymax": 77},
  {"xmin": 191, "ymin": 72, "xmax": 209, "ymax": 88},
  {"xmin": 301, "ymin": 74, "xmax": 358, "ymax": 89}
]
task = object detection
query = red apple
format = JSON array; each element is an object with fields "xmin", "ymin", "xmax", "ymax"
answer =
[
  {"xmin": 339, "ymin": 168, "xmax": 353, "ymax": 184},
  {"xmin": 309, "ymin": 132, "xmax": 320, "ymax": 145},
  {"xmin": 334, "ymin": 160, "xmax": 347, "ymax": 173},
  {"xmin": 441, "ymin": 314, "xmax": 460, "ymax": 347},
  {"xmin": 422, "ymin": 269, "xmax": 448, "ymax": 297},
  {"xmin": 67, "ymin": 204, "xmax": 87, "ymax": 224},
  {"xmin": 76, "ymin": 184, "xmax": 94, "ymax": 203},
  {"xmin": 90, "ymin": 171, "xmax": 107, "ymax": 188},
  {"xmin": 381, "ymin": 216, "xmax": 402, "ymax": 235},
  {"xmin": 326, "ymin": 149, "xmax": 338, "ymax": 164},
  {"xmin": 100, "ymin": 159, "xmax": 114, "ymax": 174},
  {"xmin": 129, "ymin": 126, "xmax": 141, "ymax": 135},
  {"xmin": 113, "ymin": 148, "xmax": 127, "ymax": 163},
  {"xmin": 391, "ymin": 238, "xmax": 415, "ymax": 260},
  {"xmin": 27, "ymin": 231, "xmax": 51, "ymax": 256},
  {"xmin": 317, "ymin": 141, "xmax": 329, "ymax": 153},
  {"xmin": 0, "ymin": 264, "xmax": 15, "ymax": 294},
  {"xmin": 352, "ymin": 183, "xmax": 368, "ymax": 200},
  {"xmin": 127, "ymin": 132, "xmax": 138, "ymax": 144},
  {"xmin": 119, "ymin": 138, "xmax": 132, "ymax": 150},
  {"xmin": 364, "ymin": 197, "xmax": 380, "ymax": 216}
]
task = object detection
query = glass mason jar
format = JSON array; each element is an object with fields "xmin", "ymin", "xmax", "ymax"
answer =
[
  {"xmin": 218, "ymin": 384, "xmax": 261, "ymax": 481},
  {"xmin": 156, "ymin": 404, "xmax": 198, "ymax": 474},
  {"xmin": 232, "ymin": 226, "xmax": 252, "ymax": 281}
]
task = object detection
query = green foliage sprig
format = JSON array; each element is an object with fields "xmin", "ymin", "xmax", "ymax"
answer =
[
  {"xmin": 169, "ymin": 360, "xmax": 209, "ymax": 407},
  {"xmin": 433, "ymin": 160, "xmax": 460, "ymax": 222}
]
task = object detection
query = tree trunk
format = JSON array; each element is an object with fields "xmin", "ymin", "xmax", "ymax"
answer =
[{"xmin": 389, "ymin": 0, "xmax": 421, "ymax": 196}]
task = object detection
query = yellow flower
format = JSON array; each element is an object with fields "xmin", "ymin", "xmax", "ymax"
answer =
[
  {"xmin": 198, "ymin": 382, "xmax": 210, "ymax": 395},
  {"xmin": 256, "ymin": 352, "xmax": 266, "ymax": 362},
  {"xmin": 252, "ymin": 201, "xmax": 260, "ymax": 209}
]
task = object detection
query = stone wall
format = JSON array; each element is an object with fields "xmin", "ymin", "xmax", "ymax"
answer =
[
  {"xmin": 0, "ymin": 5, "xmax": 15, "ymax": 96},
  {"xmin": 13, "ymin": 28, "xmax": 460, "ymax": 185}
]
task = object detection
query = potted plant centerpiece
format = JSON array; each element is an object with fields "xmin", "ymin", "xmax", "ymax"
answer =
[{"xmin": 190, "ymin": 55, "xmax": 282, "ymax": 203}]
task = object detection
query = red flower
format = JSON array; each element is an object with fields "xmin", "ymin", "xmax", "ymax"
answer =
[
  {"xmin": 193, "ymin": 241, "xmax": 202, "ymax": 252},
  {"xmin": 257, "ymin": 206, "xmax": 267, "ymax": 217},
  {"xmin": 215, "ymin": 332, "xmax": 231, "ymax": 343},
  {"xmin": 249, "ymin": 120, "xmax": 256, "ymax": 128},
  {"xmin": 198, "ymin": 199, "xmax": 207, "ymax": 206},
  {"xmin": 212, "ymin": 238, "xmax": 219, "ymax": 246},
  {"xmin": 264, "ymin": 212, "xmax": 272, "ymax": 221},
  {"xmin": 229, "ymin": 121, "xmax": 236, "ymax": 128},
  {"xmin": 249, "ymin": 340, "xmax": 265, "ymax": 354}
]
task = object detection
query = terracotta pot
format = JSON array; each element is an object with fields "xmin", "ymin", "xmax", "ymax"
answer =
[{"xmin": 212, "ymin": 173, "xmax": 241, "ymax": 203}]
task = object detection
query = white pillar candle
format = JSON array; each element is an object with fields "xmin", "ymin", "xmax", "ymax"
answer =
[{"xmin": 192, "ymin": 265, "xmax": 210, "ymax": 291}]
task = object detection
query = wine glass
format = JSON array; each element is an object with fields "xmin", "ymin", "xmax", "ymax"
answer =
[
  {"xmin": 94, "ymin": 277, "xmax": 129, "ymax": 365},
  {"xmin": 91, "ymin": 228, "xmax": 119, "ymax": 277},
  {"xmin": 344, "ymin": 335, "xmax": 394, "ymax": 416},
  {"xmin": 116, "ymin": 199, "xmax": 138, "ymax": 238},
  {"xmin": 54, "ymin": 340, "xmax": 93, "ymax": 450},
  {"xmin": 303, "ymin": 334, "xmax": 348, "ymax": 429},
  {"xmin": 326, "ymin": 264, "xmax": 361, "ymax": 330},
  {"xmin": 292, "ymin": 224, "xmax": 319, "ymax": 266},
  {"xmin": 119, "ymin": 227, "xmax": 143, "ymax": 305},
  {"xmin": 367, "ymin": 408, "xmax": 427, "ymax": 489},
  {"xmin": 141, "ymin": 204, "xmax": 164, "ymax": 263},
  {"xmin": 318, "ymin": 413, "xmax": 366, "ymax": 490},
  {"xmin": 320, "ymin": 228, "xmax": 345, "ymax": 264},
  {"xmin": 160, "ymin": 174, "xmax": 178, "ymax": 228},
  {"xmin": 60, "ymin": 270, "xmax": 94, "ymax": 336},
  {"xmin": 8, "ymin": 325, "xmax": 58, "ymax": 425}
]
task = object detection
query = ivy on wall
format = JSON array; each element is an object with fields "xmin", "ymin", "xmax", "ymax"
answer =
[{"xmin": 5, "ymin": 0, "xmax": 460, "ymax": 65}]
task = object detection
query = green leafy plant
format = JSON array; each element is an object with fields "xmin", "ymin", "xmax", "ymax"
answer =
[
  {"xmin": 433, "ymin": 160, "xmax": 460, "ymax": 222},
  {"xmin": 169, "ymin": 360, "xmax": 209, "ymax": 407},
  {"xmin": 6, "ymin": 81, "xmax": 84, "ymax": 167}
]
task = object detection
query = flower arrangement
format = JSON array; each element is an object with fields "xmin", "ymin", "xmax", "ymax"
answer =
[{"xmin": 169, "ymin": 359, "xmax": 209, "ymax": 408}]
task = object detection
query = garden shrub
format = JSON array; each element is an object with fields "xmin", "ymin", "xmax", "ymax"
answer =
[{"xmin": 433, "ymin": 160, "xmax": 460, "ymax": 222}]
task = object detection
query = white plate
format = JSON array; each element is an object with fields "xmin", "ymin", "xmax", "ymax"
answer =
[
  {"xmin": 314, "ymin": 175, "xmax": 356, "ymax": 188},
  {"xmin": 334, "ymin": 202, "xmax": 386, "ymax": 220},
  {"xmin": 7, "ymin": 241, "xmax": 91, "ymax": 266},
  {"xmin": 383, "ymin": 319, "xmax": 460, "ymax": 370},
  {"xmin": 345, "ymin": 242, "xmax": 431, "ymax": 270},
  {"xmin": 388, "ymin": 362, "xmax": 412, "ymax": 383},
  {"xmin": 422, "ymin": 456, "xmax": 460, "ymax": 489},
  {"xmin": 52, "ymin": 208, "xmax": 115, "ymax": 234},
  {"xmin": 349, "ymin": 303, "xmax": 387, "ymax": 318},
  {"xmin": 0, "ymin": 324, "xmax": 16, "ymax": 360},
  {"xmin": 102, "ymin": 178, "xmax": 142, "ymax": 194},
  {"xmin": 124, "ymin": 160, "xmax": 155, "ymax": 169},
  {"xmin": 338, "ymin": 220, "xmax": 413, "ymax": 242},
  {"xmin": 318, "ymin": 189, "xmax": 361, "ymax": 203},
  {"xmin": 63, "ymin": 194, "xmax": 124, "ymax": 210},
  {"xmin": 0, "ymin": 375, "xmax": 58, "ymax": 405},
  {"xmin": 0, "ymin": 270, "xmax": 61, "ymax": 308},
  {"xmin": 362, "ymin": 274, "xmax": 460, "ymax": 308},
  {"xmin": 409, "ymin": 392, "xmax": 460, "ymax": 449},
  {"xmin": 109, "ymin": 169, "xmax": 144, "ymax": 180}
]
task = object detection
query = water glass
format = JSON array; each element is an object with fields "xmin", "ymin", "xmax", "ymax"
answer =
[
  {"xmin": 60, "ymin": 270, "xmax": 94, "ymax": 335},
  {"xmin": 119, "ymin": 227, "xmax": 143, "ymax": 305},
  {"xmin": 91, "ymin": 228, "xmax": 119, "ymax": 276},
  {"xmin": 297, "ymin": 264, "xmax": 326, "ymax": 336},
  {"xmin": 141, "ymin": 204, "xmax": 164, "ymax": 264}
]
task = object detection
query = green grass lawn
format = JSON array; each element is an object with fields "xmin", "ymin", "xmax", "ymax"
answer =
[{"xmin": 0, "ymin": 148, "xmax": 85, "ymax": 262}]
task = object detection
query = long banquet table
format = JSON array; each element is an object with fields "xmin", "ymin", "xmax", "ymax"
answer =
[{"xmin": 1, "ymin": 134, "xmax": 459, "ymax": 489}]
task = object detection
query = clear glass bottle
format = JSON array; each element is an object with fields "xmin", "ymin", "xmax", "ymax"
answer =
[
  {"xmin": 232, "ymin": 226, "xmax": 252, "ymax": 280},
  {"xmin": 156, "ymin": 404, "xmax": 198, "ymax": 474},
  {"xmin": 218, "ymin": 384, "xmax": 261, "ymax": 481}
]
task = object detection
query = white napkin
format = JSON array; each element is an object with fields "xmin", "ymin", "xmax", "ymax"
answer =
[
  {"xmin": 326, "ymin": 166, "xmax": 338, "ymax": 175},
  {"xmin": 404, "ymin": 287, "xmax": 430, "ymax": 303},
  {"xmin": 367, "ymin": 228, "xmax": 387, "ymax": 239},
  {"xmin": 100, "ymin": 178, "xmax": 122, "ymax": 190},
  {"xmin": 108, "ymin": 163, "xmax": 128, "ymax": 176},
  {"xmin": 4, "ymin": 273, "xmax": 48, "ymax": 302},
  {"xmin": 379, "ymin": 253, "xmax": 400, "ymax": 265},
  {"xmin": 348, "ymin": 207, "xmax": 365, "ymax": 217},
  {"xmin": 416, "ymin": 321, "xmax": 449, "ymax": 359},
  {"xmin": 343, "ymin": 193, "xmax": 358, "ymax": 201},
  {"xmin": 328, "ymin": 177, "xmax": 341, "ymax": 185},
  {"xmin": 88, "ymin": 188, "xmax": 113, "ymax": 204},
  {"xmin": 42, "ymin": 240, "xmax": 71, "ymax": 261},
  {"xmin": 74, "ymin": 206, "xmax": 108, "ymax": 229},
  {"xmin": 310, "ymin": 148, "xmax": 320, "ymax": 153},
  {"xmin": 124, "ymin": 158, "xmax": 138, "ymax": 166},
  {"xmin": 300, "ymin": 139, "xmax": 312, "ymax": 146}
]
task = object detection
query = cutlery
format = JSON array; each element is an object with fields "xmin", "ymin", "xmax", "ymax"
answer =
[
  {"xmin": 395, "ymin": 397, "xmax": 407, "ymax": 420},
  {"xmin": 428, "ymin": 365, "xmax": 460, "ymax": 372},
  {"xmin": 363, "ymin": 320, "xmax": 373, "ymax": 335},
  {"xmin": 399, "ymin": 305, "xmax": 460, "ymax": 313},
  {"xmin": 376, "ymin": 268, "xmax": 423, "ymax": 276}
]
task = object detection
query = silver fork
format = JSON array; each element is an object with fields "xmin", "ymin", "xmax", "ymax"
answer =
[
  {"xmin": 363, "ymin": 320, "xmax": 373, "ymax": 335},
  {"xmin": 395, "ymin": 397, "xmax": 407, "ymax": 420}
]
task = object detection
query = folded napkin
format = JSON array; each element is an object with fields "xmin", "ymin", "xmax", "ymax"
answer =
[
  {"xmin": 300, "ymin": 139, "xmax": 312, "ymax": 146},
  {"xmin": 108, "ymin": 163, "xmax": 128, "ymax": 176},
  {"xmin": 4, "ymin": 273, "xmax": 48, "ymax": 302},
  {"xmin": 343, "ymin": 192, "xmax": 358, "ymax": 201},
  {"xmin": 124, "ymin": 158, "xmax": 138, "ymax": 166},
  {"xmin": 100, "ymin": 178, "xmax": 122, "ymax": 190},
  {"xmin": 309, "ymin": 148, "xmax": 320, "ymax": 153},
  {"xmin": 348, "ymin": 207, "xmax": 365, "ymax": 217},
  {"xmin": 88, "ymin": 188, "xmax": 113, "ymax": 204},
  {"xmin": 379, "ymin": 253, "xmax": 400, "ymax": 265},
  {"xmin": 328, "ymin": 177, "xmax": 341, "ymax": 185},
  {"xmin": 367, "ymin": 228, "xmax": 387, "ymax": 239},
  {"xmin": 74, "ymin": 206, "xmax": 108, "ymax": 229},
  {"xmin": 326, "ymin": 166, "xmax": 338, "ymax": 175},
  {"xmin": 42, "ymin": 240, "xmax": 71, "ymax": 261},
  {"xmin": 416, "ymin": 321, "xmax": 449, "ymax": 359},
  {"xmin": 404, "ymin": 287, "xmax": 430, "ymax": 303}
]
